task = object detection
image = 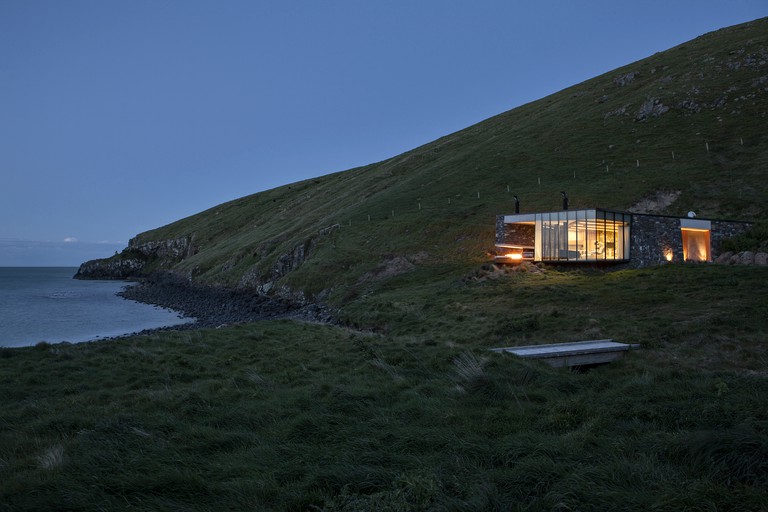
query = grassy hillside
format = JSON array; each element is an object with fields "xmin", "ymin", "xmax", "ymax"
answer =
[
  {"xmin": 3, "ymin": 265, "xmax": 768, "ymax": 510},
  {"xmin": 113, "ymin": 17, "xmax": 768, "ymax": 302}
]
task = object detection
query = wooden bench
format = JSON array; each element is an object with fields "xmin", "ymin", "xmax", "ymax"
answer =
[{"xmin": 490, "ymin": 339, "xmax": 639, "ymax": 367}]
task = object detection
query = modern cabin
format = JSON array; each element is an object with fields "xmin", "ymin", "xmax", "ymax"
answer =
[{"xmin": 495, "ymin": 208, "xmax": 751, "ymax": 267}]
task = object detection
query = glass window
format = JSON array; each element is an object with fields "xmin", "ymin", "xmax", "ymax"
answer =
[{"xmin": 529, "ymin": 209, "xmax": 630, "ymax": 262}]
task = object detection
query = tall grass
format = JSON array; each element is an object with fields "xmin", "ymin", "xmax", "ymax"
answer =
[{"xmin": 3, "ymin": 264, "xmax": 768, "ymax": 510}]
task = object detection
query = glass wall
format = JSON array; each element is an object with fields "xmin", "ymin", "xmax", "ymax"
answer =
[{"xmin": 534, "ymin": 209, "xmax": 630, "ymax": 262}]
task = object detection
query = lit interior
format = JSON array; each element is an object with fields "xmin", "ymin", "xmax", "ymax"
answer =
[
  {"xmin": 535, "ymin": 210, "xmax": 630, "ymax": 262},
  {"xmin": 681, "ymin": 228, "xmax": 711, "ymax": 262},
  {"xmin": 498, "ymin": 209, "xmax": 631, "ymax": 263}
]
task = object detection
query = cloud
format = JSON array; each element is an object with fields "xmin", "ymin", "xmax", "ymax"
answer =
[{"xmin": 63, "ymin": 237, "xmax": 79, "ymax": 243}]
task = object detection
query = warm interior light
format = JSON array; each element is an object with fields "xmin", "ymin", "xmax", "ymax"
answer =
[
  {"xmin": 664, "ymin": 250, "xmax": 673, "ymax": 262},
  {"xmin": 681, "ymin": 228, "xmax": 711, "ymax": 262},
  {"xmin": 507, "ymin": 253, "xmax": 523, "ymax": 260}
]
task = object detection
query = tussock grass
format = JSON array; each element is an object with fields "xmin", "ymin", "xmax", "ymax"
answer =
[
  {"xmin": 2, "ymin": 270, "xmax": 767, "ymax": 510},
  {"xmin": 36, "ymin": 444, "xmax": 64, "ymax": 470},
  {"xmin": 452, "ymin": 351, "xmax": 493, "ymax": 395}
]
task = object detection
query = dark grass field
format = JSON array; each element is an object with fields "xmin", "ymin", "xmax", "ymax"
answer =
[{"xmin": 2, "ymin": 264, "xmax": 767, "ymax": 511}]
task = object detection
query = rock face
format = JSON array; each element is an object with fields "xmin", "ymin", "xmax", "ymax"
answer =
[
  {"xmin": 75, "ymin": 235, "xmax": 195, "ymax": 280},
  {"xmin": 635, "ymin": 97, "xmax": 669, "ymax": 121},
  {"xmin": 239, "ymin": 224, "xmax": 340, "ymax": 296},
  {"xmin": 613, "ymin": 71, "xmax": 638, "ymax": 87},
  {"xmin": 74, "ymin": 257, "xmax": 146, "ymax": 280},
  {"xmin": 129, "ymin": 236, "xmax": 194, "ymax": 260}
]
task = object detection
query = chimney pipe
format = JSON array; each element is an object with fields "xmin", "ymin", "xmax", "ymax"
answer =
[
  {"xmin": 513, "ymin": 195, "xmax": 520, "ymax": 214},
  {"xmin": 561, "ymin": 191, "xmax": 568, "ymax": 210}
]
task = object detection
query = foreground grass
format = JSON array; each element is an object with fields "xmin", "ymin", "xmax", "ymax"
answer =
[{"xmin": 2, "ymin": 265, "xmax": 767, "ymax": 511}]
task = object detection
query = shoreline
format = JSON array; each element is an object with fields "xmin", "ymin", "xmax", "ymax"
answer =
[
  {"xmin": 3, "ymin": 273, "xmax": 332, "ymax": 349},
  {"xmin": 116, "ymin": 274, "xmax": 332, "ymax": 332}
]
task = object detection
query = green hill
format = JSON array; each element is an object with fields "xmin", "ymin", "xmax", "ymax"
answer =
[
  {"xmin": 81, "ymin": 17, "xmax": 768, "ymax": 304},
  {"xmin": 13, "ymin": 18, "xmax": 768, "ymax": 510}
]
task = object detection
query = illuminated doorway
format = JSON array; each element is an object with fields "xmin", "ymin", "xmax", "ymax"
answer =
[{"xmin": 680, "ymin": 219, "xmax": 711, "ymax": 262}]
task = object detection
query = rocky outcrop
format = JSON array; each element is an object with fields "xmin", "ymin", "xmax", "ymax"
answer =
[
  {"xmin": 239, "ymin": 224, "xmax": 340, "ymax": 296},
  {"xmin": 613, "ymin": 71, "xmax": 638, "ymax": 87},
  {"xmin": 75, "ymin": 235, "xmax": 195, "ymax": 280},
  {"xmin": 714, "ymin": 251, "xmax": 768, "ymax": 265},
  {"xmin": 635, "ymin": 97, "xmax": 669, "ymax": 121},
  {"xmin": 74, "ymin": 256, "xmax": 146, "ymax": 280},
  {"xmin": 128, "ymin": 236, "xmax": 195, "ymax": 260}
]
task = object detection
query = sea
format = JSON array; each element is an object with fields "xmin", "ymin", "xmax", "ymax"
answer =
[{"xmin": 0, "ymin": 267, "xmax": 193, "ymax": 348}]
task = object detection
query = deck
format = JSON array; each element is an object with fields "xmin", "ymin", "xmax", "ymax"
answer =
[{"xmin": 490, "ymin": 339, "xmax": 639, "ymax": 367}]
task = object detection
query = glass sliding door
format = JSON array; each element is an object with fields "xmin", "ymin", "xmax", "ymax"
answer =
[{"xmin": 532, "ymin": 209, "xmax": 630, "ymax": 263}]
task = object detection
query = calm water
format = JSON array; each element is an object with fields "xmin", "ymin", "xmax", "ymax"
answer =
[{"xmin": 0, "ymin": 267, "xmax": 193, "ymax": 348}]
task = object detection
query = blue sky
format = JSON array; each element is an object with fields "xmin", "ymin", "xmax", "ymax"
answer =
[{"xmin": 1, "ymin": 1, "xmax": 765, "ymax": 266}]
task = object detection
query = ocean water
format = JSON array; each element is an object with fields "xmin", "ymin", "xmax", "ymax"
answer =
[{"xmin": 0, "ymin": 267, "xmax": 193, "ymax": 348}]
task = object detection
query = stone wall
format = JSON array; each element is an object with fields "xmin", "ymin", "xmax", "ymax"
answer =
[
  {"xmin": 710, "ymin": 219, "xmax": 754, "ymax": 255},
  {"xmin": 627, "ymin": 214, "xmax": 752, "ymax": 268},
  {"xmin": 628, "ymin": 215, "xmax": 683, "ymax": 268},
  {"xmin": 495, "ymin": 215, "xmax": 505, "ymax": 245}
]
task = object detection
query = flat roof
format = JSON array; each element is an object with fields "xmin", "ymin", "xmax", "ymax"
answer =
[{"xmin": 499, "ymin": 208, "xmax": 752, "ymax": 224}]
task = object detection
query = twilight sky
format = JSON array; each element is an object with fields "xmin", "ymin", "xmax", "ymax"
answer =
[{"xmin": 1, "ymin": 1, "xmax": 765, "ymax": 266}]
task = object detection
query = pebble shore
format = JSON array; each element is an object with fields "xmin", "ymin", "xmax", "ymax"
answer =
[{"xmin": 117, "ymin": 273, "xmax": 331, "ymax": 334}]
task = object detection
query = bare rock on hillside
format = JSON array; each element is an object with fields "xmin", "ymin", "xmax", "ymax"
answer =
[
  {"xmin": 636, "ymin": 97, "xmax": 669, "ymax": 121},
  {"xmin": 614, "ymin": 71, "xmax": 638, "ymax": 87},
  {"xmin": 604, "ymin": 104, "xmax": 629, "ymax": 119},
  {"xmin": 677, "ymin": 99, "xmax": 702, "ymax": 113},
  {"xmin": 629, "ymin": 190, "xmax": 681, "ymax": 214},
  {"xmin": 755, "ymin": 252, "xmax": 768, "ymax": 265},
  {"xmin": 356, "ymin": 253, "xmax": 426, "ymax": 284}
]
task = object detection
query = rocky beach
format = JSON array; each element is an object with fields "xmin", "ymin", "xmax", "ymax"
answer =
[{"xmin": 117, "ymin": 272, "xmax": 332, "ymax": 332}]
